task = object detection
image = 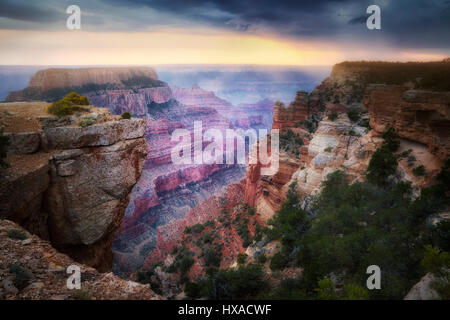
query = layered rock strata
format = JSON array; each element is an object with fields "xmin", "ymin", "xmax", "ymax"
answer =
[{"xmin": 0, "ymin": 102, "xmax": 147, "ymax": 271}]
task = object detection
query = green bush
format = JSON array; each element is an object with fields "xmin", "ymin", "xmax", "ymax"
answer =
[
  {"xmin": 184, "ymin": 282, "xmax": 204, "ymax": 299},
  {"xmin": 69, "ymin": 290, "xmax": 92, "ymax": 300},
  {"xmin": 347, "ymin": 109, "xmax": 360, "ymax": 122},
  {"xmin": 9, "ymin": 264, "xmax": 32, "ymax": 289},
  {"xmin": 137, "ymin": 265, "xmax": 163, "ymax": 295},
  {"xmin": 328, "ymin": 112, "xmax": 338, "ymax": 121},
  {"xmin": 412, "ymin": 165, "xmax": 426, "ymax": 177},
  {"xmin": 0, "ymin": 130, "xmax": 10, "ymax": 168},
  {"xmin": 204, "ymin": 264, "xmax": 268, "ymax": 299},
  {"xmin": 184, "ymin": 223, "xmax": 205, "ymax": 234},
  {"xmin": 270, "ymin": 252, "xmax": 289, "ymax": 271},
  {"xmin": 47, "ymin": 92, "xmax": 89, "ymax": 116},
  {"xmin": 78, "ymin": 118, "xmax": 94, "ymax": 127},
  {"xmin": 121, "ymin": 112, "xmax": 131, "ymax": 119},
  {"xmin": 381, "ymin": 127, "xmax": 400, "ymax": 152},
  {"xmin": 63, "ymin": 91, "xmax": 89, "ymax": 105},
  {"xmin": 257, "ymin": 253, "xmax": 267, "ymax": 264},
  {"xmin": 237, "ymin": 253, "xmax": 248, "ymax": 265},
  {"xmin": 315, "ymin": 279, "xmax": 337, "ymax": 300},
  {"xmin": 421, "ymin": 246, "xmax": 450, "ymax": 299},
  {"xmin": 203, "ymin": 245, "xmax": 222, "ymax": 268},
  {"xmin": 366, "ymin": 145, "xmax": 398, "ymax": 186},
  {"xmin": 7, "ymin": 229, "xmax": 27, "ymax": 240},
  {"xmin": 279, "ymin": 129, "xmax": 303, "ymax": 154},
  {"xmin": 324, "ymin": 146, "xmax": 333, "ymax": 152},
  {"xmin": 343, "ymin": 284, "xmax": 369, "ymax": 300}
]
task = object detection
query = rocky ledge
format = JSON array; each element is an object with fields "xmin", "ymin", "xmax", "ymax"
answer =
[
  {"xmin": 0, "ymin": 219, "xmax": 161, "ymax": 300},
  {"xmin": 0, "ymin": 102, "xmax": 148, "ymax": 271}
]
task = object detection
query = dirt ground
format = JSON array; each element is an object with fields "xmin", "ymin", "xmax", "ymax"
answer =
[{"xmin": 0, "ymin": 102, "xmax": 49, "ymax": 133}]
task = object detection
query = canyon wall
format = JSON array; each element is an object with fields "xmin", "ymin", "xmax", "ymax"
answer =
[
  {"xmin": 365, "ymin": 85, "xmax": 450, "ymax": 161},
  {"xmin": 245, "ymin": 61, "xmax": 450, "ymax": 224},
  {"xmin": 0, "ymin": 102, "xmax": 147, "ymax": 271}
]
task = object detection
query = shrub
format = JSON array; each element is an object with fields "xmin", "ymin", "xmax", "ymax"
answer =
[
  {"xmin": 347, "ymin": 109, "xmax": 360, "ymax": 122},
  {"xmin": 366, "ymin": 145, "xmax": 398, "ymax": 186},
  {"xmin": 279, "ymin": 129, "xmax": 303, "ymax": 154},
  {"xmin": 121, "ymin": 112, "xmax": 131, "ymax": 119},
  {"xmin": 328, "ymin": 112, "xmax": 338, "ymax": 121},
  {"xmin": 184, "ymin": 223, "xmax": 205, "ymax": 234},
  {"xmin": 47, "ymin": 100, "xmax": 85, "ymax": 116},
  {"xmin": 237, "ymin": 253, "xmax": 248, "ymax": 265},
  {"xmin": 7, "ymin": 229, "xmax": 27, "ymax": 240},
  {"xmin": 205, "ymin": 264, "xmax": 268, "ymax": 299},
  {"xmin": 184, "ymin": 282, "xmax": 204, "ymax": 299},
  {"xmin": 9, "ymin": 264, "xmax": 31, "ymax": 289},
  {"xmin": 270, "ymin": 252, "xmax": 289, "ymax": 271},
  {"xmin": 421, "ymin": 246, "xmax": 450, "ymax": 299},
  {"xmin": 47, "ymin": 92, "xmax": 89, "ymax": 116},
  {"xmin": 344, "ymin": 284, "xmax": 369, "ymax": 300},
  {"xmin": 136, "ymin": 264, "xmax": 163, "ymax": 295},
  {"xmin": 63, "ymin": 91, "xmax": 89, "ymax": 105},
  {"xmin": 412, "ymin": 165, "xmax": 426, "ymax": 177},
  {"xmin": 315, "ymin": 279, "xmax": 337, "ymax": 300},
  {"xmin": 381, "ymin": 127, "xmax": 400, "ymax": 152},
  {"xmin": 78, "ymin": 118, "xmax": 94, "ymax": 127},
  {"xmin": 257, "ymin": 253, "xmax": 267, "ymax": 264},
  {"xmin": 204, "ymin": 245, "xmax": 222, "ymax": 268},
  {"xmin": 0, "ymin": 130, "xmax": 10, "ymax": 168},
  {"xmin": 324, "ymin": 146, "xmax": 333, "ymax": 152}
]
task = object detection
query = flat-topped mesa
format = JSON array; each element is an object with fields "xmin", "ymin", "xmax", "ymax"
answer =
[
  {"xmin": 5, "ymin": 67, "xmax": 168, "ymax": 102},
  {"xmin": 0, "ymin": 102, "xmax": 148, "ymax": 271},
  {"xmin": 30, "ymin": 67, "xmax": 159, "ymax": 91}
]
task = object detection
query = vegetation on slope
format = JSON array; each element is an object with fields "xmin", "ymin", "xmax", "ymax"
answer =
[{"xmin": 258, "ymin": 128, "xmax": 450, "ymax": 299}]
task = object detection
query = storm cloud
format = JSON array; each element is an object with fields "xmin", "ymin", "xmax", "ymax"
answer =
[{"xmin": 0, "ymin": 0, "xmax": 449, "ymax": 49}]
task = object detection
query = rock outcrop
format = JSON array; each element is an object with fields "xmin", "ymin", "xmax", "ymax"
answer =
[
  {"xmin": 0, "ymin": 102, "xmax": 147, "ymax": 271},
  {"xmin": 291, "ymin": 114, "xmax": 381, "ymax": 197},
  {"xmin": 0, "ymin": 220, "xmax": 161, "ymax": 300},
  {"xmin": 404, "ymin": 273, "xmax": 440, "ymax": 300},
  {"xmin": 365, "ymin": 85, "xmax": 450, "ymax": 161}
]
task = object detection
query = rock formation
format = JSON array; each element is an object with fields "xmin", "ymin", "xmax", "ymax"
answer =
[
  {"xmin": 0, "ymin": 102, "xmax": 147, "ymax": 271},
  {"xmin": 365, "ymin": 85, "xmax": 450, "ymax": 161},
  {"xmin": 0, "ymin": 219, "xmax": 161, "ymax": 300}
]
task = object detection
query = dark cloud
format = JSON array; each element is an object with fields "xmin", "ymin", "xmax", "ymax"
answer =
[
  {"xmin": 0, "ymin": 0, "xmax": 60, "ymax": 22},
  {"xmin": 348, "ymin": 15, "xmax": 366, "ymax": 25},
  {"xmin": 1, "ymin": 0, "xmax": 449, "ymax": 50},
  {"xmin": 101, "ymin": 0, "xmax": 450, "ymax": 48}
]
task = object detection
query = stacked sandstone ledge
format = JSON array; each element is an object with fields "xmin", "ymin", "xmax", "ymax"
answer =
[{"xmin": 0, "ymin": 102, "xmax": 148, "ymax": 272}]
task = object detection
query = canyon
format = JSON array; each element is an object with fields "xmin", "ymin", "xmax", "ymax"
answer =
[{"xmin": 1, "ymin": 60, "xmax": 449, "ymax": 300}]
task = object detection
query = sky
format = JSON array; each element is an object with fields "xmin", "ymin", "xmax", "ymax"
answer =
[{"xmin": 0, "ymin": 0, "xmax": 449, "ymax": 65}]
